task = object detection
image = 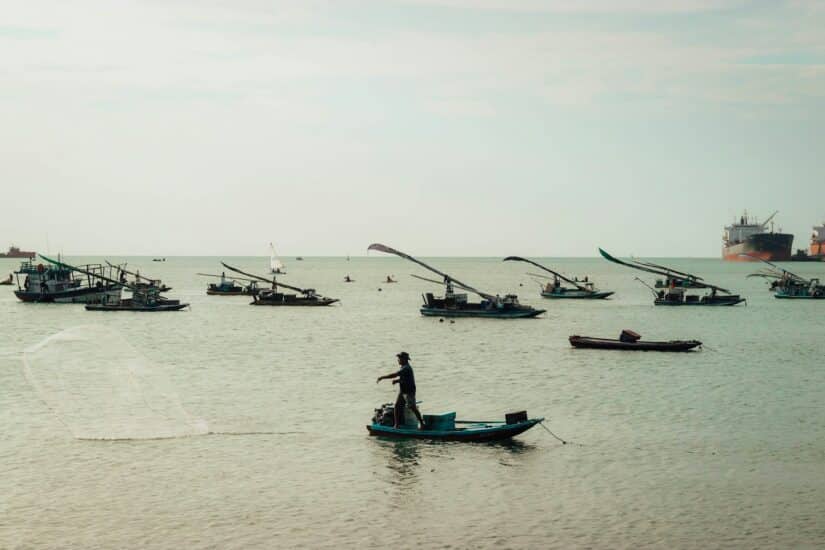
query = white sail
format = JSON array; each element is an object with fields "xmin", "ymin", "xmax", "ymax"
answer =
[{"xmin": 270, "ymin": 243, "xmax": 286, "ymax": 274}]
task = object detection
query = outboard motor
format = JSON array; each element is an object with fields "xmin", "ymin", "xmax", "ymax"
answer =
[{"xmin": 372, "ymin": 403, "xmax": 396, "ymax": 426}]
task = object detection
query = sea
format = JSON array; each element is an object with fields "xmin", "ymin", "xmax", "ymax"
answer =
[{"xmin": 1, "ymin": 256, "xmax": 823, "ymax": 549}]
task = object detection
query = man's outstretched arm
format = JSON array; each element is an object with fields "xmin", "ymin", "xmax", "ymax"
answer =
[{"xmin": 376, "ymin": 371, "xmax": 400, "ymax": 383}]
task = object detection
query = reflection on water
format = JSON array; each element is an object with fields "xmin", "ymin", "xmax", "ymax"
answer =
[{"xmin": 385, "ymin": 439, "xmax": 421, "ymax": 484}]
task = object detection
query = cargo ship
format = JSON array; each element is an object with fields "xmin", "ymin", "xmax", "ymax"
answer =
[
  {"xmin": 722, "ymin": 211, "xmax": 793, "ymax": 262},
  {"xmin": 0, "ymin": 245, "xmax": 36, "ymax": 259},
  {"xmin": 810, "ymin": 222, "xmax": 825, "ymax": 259}
]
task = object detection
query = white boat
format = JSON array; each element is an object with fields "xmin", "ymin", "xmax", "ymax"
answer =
[{"xmin": 270, "ymin": 243, "xmax": 286, "ymax": 274}]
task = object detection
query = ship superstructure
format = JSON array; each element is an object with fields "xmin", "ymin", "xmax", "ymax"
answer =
[
  {"xmin": 722, "ymin": 211, "xmax": 793, "ymax": 261},
  {"xmin": 0, "ymin": 245, "xmax": 36, "ymax": 259},
  {"xmin": 811, "ymin": 222, "xmax": 825, "ymax": 258}
]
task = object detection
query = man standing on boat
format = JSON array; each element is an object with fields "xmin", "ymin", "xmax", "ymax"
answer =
[{"xmin": 376, "ymin": 352, "xmax": 425, "ymax": 430}]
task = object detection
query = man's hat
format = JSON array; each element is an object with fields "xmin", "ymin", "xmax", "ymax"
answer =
[{"xmin": 396, "ymin": 351, "xmax": 410, "ymax": 360}]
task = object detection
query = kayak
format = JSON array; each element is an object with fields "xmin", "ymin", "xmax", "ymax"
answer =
[
  {"xmin": 367, "ymin": 406, "xmax": 543, "ymax": 442},
  {"xmin": 569, "ymin": 335, "xmax": 701, "ymax": 352}
]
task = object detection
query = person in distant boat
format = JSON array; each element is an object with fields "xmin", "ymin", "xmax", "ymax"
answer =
[
  {"xmin": 376, "ymin": 352, "xmax": 425, "ymax": 430},
  {"xmin": 345, "ymin": 275, "xmax": 352, "ymax": 282}
]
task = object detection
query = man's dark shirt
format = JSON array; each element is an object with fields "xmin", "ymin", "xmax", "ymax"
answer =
[{"xmin": 398, "ymin": 363, "xmax": 416, "ymax": 394}]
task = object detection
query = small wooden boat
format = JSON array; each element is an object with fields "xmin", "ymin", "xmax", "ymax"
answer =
[
  {"xmin": 86, "ymin": 298, "xmax": 188, "ymax": 312},
  {"xmin": 368, "ymin": 243, "xmax": 544, "ymax": 319},
  {"xmin": 569, "ymin": 335, "xmax": 702, "ymax": 352},
  {"xmin": 367, "ymin": 404, "xmax": 542, "ymax": 442},
  {"xmin": 542, "ymin": 287, "xmax": 613, "ymax": 299}
]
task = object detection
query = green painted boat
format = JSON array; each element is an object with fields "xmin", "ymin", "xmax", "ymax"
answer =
[{"xmin": 368, "ymin": 405, "xmax": 543, "ymax": 442}]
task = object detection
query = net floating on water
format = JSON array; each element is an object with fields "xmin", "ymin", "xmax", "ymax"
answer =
[{"xmin": 23, "ymin": 325, "xmax": 208, "ymax": 440}]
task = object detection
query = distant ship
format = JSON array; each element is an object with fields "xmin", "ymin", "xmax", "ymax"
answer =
[
  {"xmin": 0, "ymin": 245, "xmax": 36, "ymax": 259},
  {"xmin": 722, "ymin": 211, "xmax": 793, "ymax": 262},
  {"xmin": 810, "ymin": 222, "xmax": 825, "ymax": 259}
]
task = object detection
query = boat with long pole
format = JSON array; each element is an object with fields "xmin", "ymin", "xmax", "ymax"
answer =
[
  {"xmin": 105, "ymin": 261, "xmax": 171, "ymax": 292},
  {"xmin": 503, "ymin": 256, "xmax": 613, "ymax": 299},
  {"xmin": 367, "ymin": 243, "xmax": 544, "ymax": 318},
  {"xmin": 38, "ymin": 255, "xmax": 188, "ymax": 311},
  {"xmin": 600, "ymin": 248, "xmax": 745, "ymax": 306},
  {"xmin": 221, "ymin": 261, "xmax": 338, "ymax": 306},
  {"xmin": 743, "ymin": 254, "xmax": 825, "ymax": 299}
]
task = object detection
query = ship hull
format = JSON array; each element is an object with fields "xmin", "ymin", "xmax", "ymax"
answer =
[
  {"xmin": 810, "ymin": 242, "xmax": 825, "ymax": 259},
  {"xmin": 723, "ymin": 233, "xmax": 793, "ymax": 261}
]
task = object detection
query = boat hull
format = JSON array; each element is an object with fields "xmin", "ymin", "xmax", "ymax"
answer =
[
  {"xmin": 723, "ymin": 233, "xmax": 793, "ymax": 261},
  {"xmin": 654, "ymin": 298, "xmax": 744, "ymax": 306},
  {"xmin": 541, "ymin": 290, "xmax": 613, "ymax": 299},
  {"xmin": 420, "ymin": 307, "xmax": 544, "ymax": 318},
  {"xmin": 367, "ymin": 418, "xmax": 542, "ymax": 442},
  {"xmin": 206, "ymin": 290, "xmax": 250, "ymax": 296},
  {"xmin": 774, "ymin": 293, "xmax": 825, "ymax": 299},
  {"xmin": 14, "ymin": 286, "xmax": 121, "ymax": 304},
  {"xmin": 86, "ymin": 302, "xmax": 189, "ymax": 311},
  {"xmin": 569, "ymin": 335, "xmax": 701, "ymax": 351},
  {"xmin": 251, "ymin": 298, "xmax": 339, "ymax": 306}
]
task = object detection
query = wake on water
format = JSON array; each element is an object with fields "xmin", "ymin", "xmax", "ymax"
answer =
[{"xmin": 23, "ymin": 326, "xmax": 210, "ymax": 440}]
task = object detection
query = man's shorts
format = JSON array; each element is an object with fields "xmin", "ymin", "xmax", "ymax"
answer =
[{"xmin": 401, "ymin": 392, "xmax": 417, "ymax": 408}]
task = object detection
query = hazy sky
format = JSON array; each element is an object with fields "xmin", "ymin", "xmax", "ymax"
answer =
[{"xmin": 2, "ymin": 0, "xmax": 823, "ymax": 256}]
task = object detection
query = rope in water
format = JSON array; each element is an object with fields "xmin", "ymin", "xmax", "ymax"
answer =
[{"xmin": 539, "ymin": 420, "xmax": 567, "ymax": 445}]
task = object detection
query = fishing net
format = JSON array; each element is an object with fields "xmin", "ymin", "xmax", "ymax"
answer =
[{"xmin": 23, "ymin": 325, "xmax": 208, "ymax": 440}]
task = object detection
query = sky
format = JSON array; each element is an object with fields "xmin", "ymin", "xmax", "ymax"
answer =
[{"xmin": 1, "ymin": 0, "xmax": 824, "ymax": 257}]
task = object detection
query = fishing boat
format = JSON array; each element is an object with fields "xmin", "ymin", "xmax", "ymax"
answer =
[
  {"xmin": 269, "ymin": 243, "xmax": 286, "ymax": 274},
  {"xmin": 744, "ymin": 255, "xmax": 825, "ymax": 299},
  {"xmin": 385, "ymin": 275, "xmax": 397, "ymax": 284},
  {"xmin": 199, "ymin": 272, "xmax": 259, "ymax": 295},
  {"xmin": 600, "ymin": 248, "xmax": 745, "ymax": 306},
  {"xmin": 503, "ymin": 256, "xmax": 613, "ymax": 299},
  {"xmin": 344, "ymin": 275, "xmax": 355, "ymax": 283},
  {"xmin": 367, "ymin": 403, "xmax": 543, "ymax": 442},
  {"xmin": 106, "ymin": 261, "xmax": 171, "ymax": 292},
  {"xmin": 221, "ymin": 261, "xmax": 338, "ymax": 306},
  {"xmin": 569, "ymin": 334, "xmax": 702, "ymax": 352},
  {"xmin": 367, "ymin": 243, "xmax": 544, "ymax": 318},
  {"xmin": 34, "ymin": 255, "xmax": 189, "ymax": 311},
  {"xmin": 13, "ymin": 257, "xmax": 122, "ymax": 303},
  {"xmin": 0, "ymin": 274, "xmax": 12, "ymax": 286},
  {"xmin": 86, "ymin": 294, "xmax": 188, "ymax": 312}
]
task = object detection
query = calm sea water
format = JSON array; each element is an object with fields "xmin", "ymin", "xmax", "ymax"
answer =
[{"xmin": 1, "ymin": 256, "xmax": 824, "ymax": 549}]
